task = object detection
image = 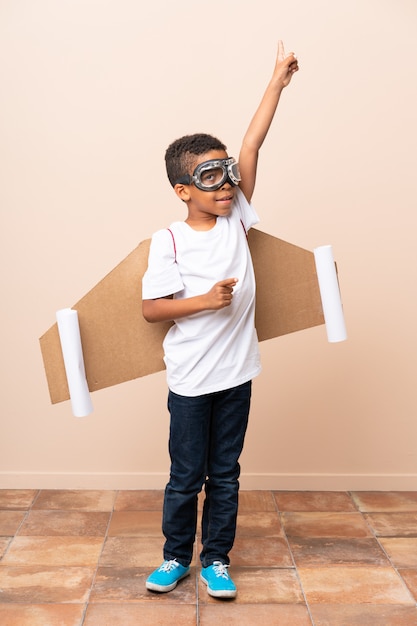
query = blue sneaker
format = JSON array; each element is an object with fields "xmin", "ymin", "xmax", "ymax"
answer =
[
  {"xmin": 146, "ymin": 559, "xmax": 190, "ymax": 592},
  {"xmin": 200, "ymin": 561, "xmax": 237, "ymax": 598}
]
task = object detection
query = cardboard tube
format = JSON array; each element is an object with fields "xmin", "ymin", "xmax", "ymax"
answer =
[
  {"xmin": 313, "ymin": 245, "xmax": 347, "ymax": 343},
  {"xmin": 56, "ymin": 308, "xmax": 93, "ymax": 417}
]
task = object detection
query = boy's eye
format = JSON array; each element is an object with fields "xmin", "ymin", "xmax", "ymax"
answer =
[{"xmin": 201, "ymin": 168, "xmax": 223, "ymax": 185}]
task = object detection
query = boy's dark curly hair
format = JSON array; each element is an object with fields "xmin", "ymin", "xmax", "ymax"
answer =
[{"xmin": 165, "ymin": 133, "xmax": 227, "ymax": 187}]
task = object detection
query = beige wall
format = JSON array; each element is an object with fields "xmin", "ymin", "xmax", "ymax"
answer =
[{"xmin": 1, "ymin": 0, "xmax": 416, "ymax": 490}]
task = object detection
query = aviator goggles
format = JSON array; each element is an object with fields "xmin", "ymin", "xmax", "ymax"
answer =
[{"xmin": 174, "ymin": 157, "xmax": 241, "ymax": 191}]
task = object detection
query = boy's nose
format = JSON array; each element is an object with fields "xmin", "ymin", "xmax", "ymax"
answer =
[{"xmin": 221, "ymin": 178, "xmax": 233, "ymax": 189}]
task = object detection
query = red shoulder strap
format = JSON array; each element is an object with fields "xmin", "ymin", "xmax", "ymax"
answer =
[
  {"xmin": 167, "ymin": 228, "xmax": 176, "ymax": 261},
  {"xmin": 240, "ymin": 219, "xmax": 248, "ymax": 239}
]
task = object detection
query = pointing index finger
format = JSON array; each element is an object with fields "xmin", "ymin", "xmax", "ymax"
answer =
[
  {"xmin": 278, "ymin": 39, "xmax": 285, "ymax": 61},
  {"xmin": 220, "ymin": 278, "xmax": 239, "ymax": 287}
]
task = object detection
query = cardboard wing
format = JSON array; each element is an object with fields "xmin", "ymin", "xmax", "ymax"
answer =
[{"xmin": 39, "ymin": 228, "xmax": 324, "ymax": 404}]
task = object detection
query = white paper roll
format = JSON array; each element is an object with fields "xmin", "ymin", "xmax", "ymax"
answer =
[
  {"xmin": 56, "ymin": 308, "xmax": 93, "ymax": 417},
  {"xmin": 313, "ymin": 245, "xmax": 347, "ymax": 343}
]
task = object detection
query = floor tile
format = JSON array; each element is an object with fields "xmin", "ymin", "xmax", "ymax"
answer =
[
  {"xmin": 281, "ymin": 512, "xmax": 372, "ymax": 538},
  {"xmin": 351, "ymin": 492, "xmax": 417, "ymax": 512},
  {"xmin": 274, "ymin": 491, "xmax": 357, "ymax": 512},
  {"xmin": 199, "ymin": 567, "xmax": 304, "ymax": 604},
  {"xmin": 1, "ymin": 536, "xmax": 104, "ymax": 566},
  {"xmin": 99, "ymin": 536, "xmax": 172, "ymax": 568},
  {"xmin": 310, "ymin": 604, "xmax": 417, "ymax": 625},
  {"xmin": 235, "ymin": 511, "xmax": 283, "ymax": 537},
  {"xmin": 90, "ymin": 566, "xmax": 196, "ymax": 603},
  {"xmin": 0, "ymin": 510, "xmax": 26, "ymax": 535},
  {"xmin": 0, "ymin": 536, "xmax": 11, "ymax": 558},
  {"xmin": 18, "ymin": 510, "xmax": 110, "ymax": 536},
  {"xmin": 0, "ymin": 565, "xmax": 95, "ymax": 602},
  {"xmin": 0, "ymin": 490, "xmax": 38, "ymax": 510},
  {"xmin": 238, "ymin": 490, "xmax": 277, "ymax": 512},
  {"xmin": 288, "ymin": 537, "xmax": 390, "ymax": 567},
  {"xmin": 84, "ymin": 603, "xmax": 197, "ymax": 626},
  {"xmin": 0, "ymin": 604, "xmax": 85, "ymax": 626},
  {"xmin": 379, "ymin": 538, "xmax": 417, "ymax": 568},
  {"xmin": 199, "ymin": 603, "xmax": 312, "ymax": 625},
  {"xmin": 365, "ymin": 512, "xmax": 417, "ymax": 537},
  {"xmin": 230, "ymin": 536, "xmax": 293, "ymax": 567},
  {"xmin": 114, "ymin": 490, "xmax": 164, "ymax": 511},
  {"xmin": 297, "ymin": 566, "xmax": 415, "ymax": 604},
  {"xmin": 108, "ymin": 510, "xmax": 162, "ymax": 536},
  {"xmin": 399, "ymin": 569, "xmax": 417, "ymax": 602},
  {"xmin": 33, "ymin": 489, "xmax": 116, "ymax": 511}
]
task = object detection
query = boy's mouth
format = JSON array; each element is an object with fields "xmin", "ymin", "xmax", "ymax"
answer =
[{"xmin": 217, "ymin": 194, "xmax": 233, "ymax": 202}]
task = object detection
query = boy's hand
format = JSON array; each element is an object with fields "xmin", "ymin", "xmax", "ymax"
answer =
[
  {"xmin": 275, "ymin": 39, "xmax": 299, "ymax": 88},
  {"xmin": 205, "ymin": 278, "xmax": 238, "ymax": 310}
]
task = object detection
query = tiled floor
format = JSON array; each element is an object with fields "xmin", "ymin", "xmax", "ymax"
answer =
[{"xmin": 1, "ymin": 490, "xmax": 417, "ymax": 625}]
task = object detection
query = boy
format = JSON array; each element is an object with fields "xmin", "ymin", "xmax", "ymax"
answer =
[{"xmin": 142, "ymin": 41, "xmax": 298, "ymax": 598}]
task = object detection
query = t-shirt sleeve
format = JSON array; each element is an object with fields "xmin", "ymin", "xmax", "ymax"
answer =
[
  {"xmin": 233, "ymin": 187, "xmax": 260, "ymax": 232},
  {"xmin": 142, "ymin": 229, "xmax": 184, "ymax": 299}
]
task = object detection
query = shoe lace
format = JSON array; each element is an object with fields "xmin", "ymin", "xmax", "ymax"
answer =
[
  {"xmin": 212, "ymin": 561, "xmax": 230, "ymax": 579},
  {"xmin": 159, "ymin": 559, "xmax": 180, "ymax": 573}
]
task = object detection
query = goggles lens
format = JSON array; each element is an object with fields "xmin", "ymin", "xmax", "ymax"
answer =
[
  {"xmin": 175, "ymin": 157, "xmax": 241, "ymax": 191},
  {"xmin": 199, "ymin": 165, "xmax": 226, "ymax": 188}
]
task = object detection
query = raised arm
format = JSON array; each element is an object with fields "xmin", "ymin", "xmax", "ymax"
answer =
[{"xmin": 238, "ymin": 40, "xmax": 299, "ymax": 203}]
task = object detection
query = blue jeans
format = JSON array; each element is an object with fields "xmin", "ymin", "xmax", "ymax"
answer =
[{"xmin": 162, "ymin": 381, "xmax": 252, "ymax": 568}]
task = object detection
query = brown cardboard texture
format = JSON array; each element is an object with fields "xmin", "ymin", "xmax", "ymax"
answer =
[{"xmin": 39, "ymin": 228, "xmax": 324, "ymax": 404}]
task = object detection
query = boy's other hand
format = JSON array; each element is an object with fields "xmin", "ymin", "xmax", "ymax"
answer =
[{"xmin": 205, "ymin": 278, "xmax": 239, "ymax": 310}]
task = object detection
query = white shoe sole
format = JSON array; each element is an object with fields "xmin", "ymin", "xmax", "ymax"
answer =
[
  {"xmin": 200, "ymin": 572, "xmax": 237, "ymax": 598},
  {"xmin": 146, "ymin": 569, "xmax": 190, "ymax": 593}
]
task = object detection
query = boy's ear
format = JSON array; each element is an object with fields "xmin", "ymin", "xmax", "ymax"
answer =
[{"xmin": 174, "ymin": 183, "xmax": 190, "ymax": 203}]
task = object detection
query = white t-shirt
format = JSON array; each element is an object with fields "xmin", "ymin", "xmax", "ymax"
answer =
[{"xmin": 142, "ymin": 187, "xmax": 261, "ymax": 396}]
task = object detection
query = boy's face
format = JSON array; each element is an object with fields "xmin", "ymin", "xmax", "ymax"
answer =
[{"xmin": 175, "ymin": 150, "xmax": 238, "ymax": 225}]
